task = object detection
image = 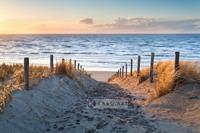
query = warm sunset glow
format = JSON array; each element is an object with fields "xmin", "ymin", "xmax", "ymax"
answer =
[
  {"xmin": 0, "ymin": 19, "xmax": 93, "ymax": 34},
  {"xmin": 0, "ymin": 13, "xmax": 6, "ymax": 23},
  {"xmin": 0, "ymin": 0, "xmax": 200, "ymax": 34},
  {"xmin": 0, "ymin": 17, "xmax": 4, "ymax": 22}
]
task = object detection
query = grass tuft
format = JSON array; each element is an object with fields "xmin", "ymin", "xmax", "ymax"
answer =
[
  {"xmin": 154, "ymin": 61, "xmax": 175, "ymax": 97},
  {"xmin": 55, "ymin": 60, "xmax": 74, "ymax": 79},
  {"xmin": 0, "ymin": 63, "xmax": 23, "ymax": 81}
]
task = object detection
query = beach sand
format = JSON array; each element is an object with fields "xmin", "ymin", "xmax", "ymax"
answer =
[
  {"xmin": 0, "ymin": 73, "xmax": 159, "ymax": 133},
  {"xmin": 0, "ymin": 71, "xmax": 198, "ymax": 133},
  {"xmin": 110, "ymin": 75, "xmax": 200, "ymax": 133},
  {"xmin": 88, "ymin": 71, "xmax": 115, "ymax": 82}
]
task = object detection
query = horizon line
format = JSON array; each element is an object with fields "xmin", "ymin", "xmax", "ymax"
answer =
[{"xmin": 1, "ymin": 33, "xmax": 200, "ymax": 35}]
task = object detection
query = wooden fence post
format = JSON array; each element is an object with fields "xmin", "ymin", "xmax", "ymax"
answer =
[
  {"xmin": 175, "ymin": 52, "xmax": 180, "ymax": 72},
  {"xmin": 69, "ymin": 59, "xmax": 72, "ymax": 65},
  {"xmin": 78, "ymin": 63, "xmax": 80, "ymax": 70},
  {"xmin": 125, "ymin": 64, "xmax": 127, "ymax": 78},
  {"xmin": 50, "ymin": 55, "xmax": 54, "ymax": 72},
  {"xmin": 137, "ymin": 56, "xmax": 141, "ymax": 76},
  {"xmin": 62, "ymin": 58, "xmax": 65, "ymax": 63},
  {"xmin": 80, "ymin": 65, "xmax": 82, "ymax": 71},
  {"xmin": 119, "ymin": 68, "xmax": 121, "ymax": 77},
  {"xmin": 122, "ymin": 66, "xmax": 124, "ymax": 78},
  {"xmin": 74, "ymin": 60, "xmax": 76, "ymax": 70},
  {"xmin": 150, "ymin": 52, "xmax": 155, "ymax": 83},
  {"xmin": 24, "ymin": 58, "xmax": 29, "ymax": 90},
  {"xmin": 130, "ymin": 59, "xmax": 133, "ymax": 76}
]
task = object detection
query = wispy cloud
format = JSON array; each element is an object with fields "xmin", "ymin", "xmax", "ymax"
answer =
[
  {"xmin": 96, "ymin": 17, "xmax": 200, "ymax": 33},
  {"xmin": 80, "ymin": 18, "xmax": 94, "ymax": 25},
  {"xmin": 1, "ymin": 17, "xmax": 200, "ymax": 34}
]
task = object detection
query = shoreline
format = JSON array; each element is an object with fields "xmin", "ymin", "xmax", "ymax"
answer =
[{"xmin": 87, "ymin": 71, "xmax": 115, "ymax": 82}]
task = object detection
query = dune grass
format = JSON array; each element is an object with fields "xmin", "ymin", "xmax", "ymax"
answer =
[
  {"xmin": 0, "ymin": 59, "xmax": 90, "ymax": 112},
  {"xmin": 0, "ymin": 64, "xmax": 23, "ymax": 112},
  {"xmin": 0, "ymin": 86, "xmax": 12, "ymax": 112},
  {"xmin": 140, "ymin": 61, "xmax": 200, "ymax": 98},
  {"xmin": 55, "ymin": 59, "xmax": 90, "ymax": 78},
  {"xmin": 0, "ymin": 64, "xmax": 50, "ymax": 112},
  {"xmin": 55, "ymin": 60, "xmax": 75, "ymax": 79},
  {"xmin": 154, "ymin": 61, "xmax": 175, "ymax": 97},
  {"xmin": 0, "ymin": 64, "xmax": 23, "ymax": 81},
  {"xmin": 138, "ymin": 68, "xmax": 150, "ymax": 83},
  {"xmin": 111, "ymin": 61, "xmax": 200, "ymax": 100}
]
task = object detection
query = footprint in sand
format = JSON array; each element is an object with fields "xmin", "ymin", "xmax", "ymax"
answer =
[
  {"xmin": 46, "ymin": 128, "xmax": 51, "ymax": 132},
  {"xmin": 68, "ymin": 123, "xmax": 73, "ymax": 127},
  {"xmin": 88, "ymin": 117, "xmax": 94, "ymax": 121},
  {"xmin": 107, "ymin": 115, "xmax": 113, "ymax": 119},
  {"xmin": 85, "ymin": 128, "xmax": 96, "ymax": 133},
  {"xmin": 53, "ymin": 124, "xmax": 58, "ymax": 129},
  {"xmin": 111, "ymin": 126, "xmax": 127, "ymax": 133},
  {"xmin": 84, "ymin": 115, "xmax": 94, "ymax": 121},
  {"xmin": 96, "ymin": 120, "xmax": 108, "ymax": 129},
  {"xmin": 76, "ymin": 119, "xmax": 80, "ymax": 125},
  {"xmin": 58, "ymin": 126, "xmax": 65, "ymax": 131}
]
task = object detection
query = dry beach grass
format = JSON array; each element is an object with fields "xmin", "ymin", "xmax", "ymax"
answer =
[
  {"xmin": 110, "ymin": 61, "xmax": 200, "ymax": 101},
  {"xmin": 0, "ymin": 64, "xmax": 51, "ymax": 112},
  {"xmin": 154, "ymin": 61, "xmax": 200, "ymax": 98},
  {"xmin": 0, "ymin": 59, "xmax": 87, "ymax": 112},
  {"xmin": 55, "ymin": 60, "xmax": 75, "ymax": 79}
]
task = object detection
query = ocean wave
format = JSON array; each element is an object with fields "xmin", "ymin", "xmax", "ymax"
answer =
[{"xmin": 0, "ymin": 34, "xmax": 200, "ymax": 71}]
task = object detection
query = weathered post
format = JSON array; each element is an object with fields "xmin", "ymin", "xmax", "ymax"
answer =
[
  {"xmin": 80, "ymin": 65, "xmax": 83, "ymax": 71},
  {"xmin": 125, "ymin": 64, "xmax": 128, "ymax": 78},
  {"xmin": 69, "ymin": 59, "xmax": 72, "ymax": 65},
  {"xmin": 130, "ymin": 59, "xmax": 133, "ymax": 76},
  {"xmin": 50, "ymin": 55, "xmax": 54, "ymax": 72},
  {"xmin": 137, "ymin": 56, "xmax": 141, "ymax": 76},
  {"xmin": 150, "ymin": 52, "xmax": 155, "ymax": 83},
  {"xmin": 78, "ymin": 63, "xmax": 80, "ymax": 70},
  {"xmin": 175, "ymin": 52, "xmax": 180, "ymax": 72},
  {"xmin": 74, "ymin": 60, "xmax": 77, "ymax": 70},
  {"xmin": 119, "ymin": 68, "xmax": 121, "ymax": 77},
  {"xmin": 24, "ymin": 58, "xmax": 29, "ymax": 90},
  {"xmin": 62, "ymin": 58, "xmax": 65, "ymax": 63},
  {"xmin": 122, "ymin": 66, "xmax": 124, "ymax": 78}
]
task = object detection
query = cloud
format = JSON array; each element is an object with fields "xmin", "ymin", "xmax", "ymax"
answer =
[
  {"xmin": 96, "ymin": 17, "xmax": 200, "ymax": 33},
  {"xmin": 80, "ymin": 18, "xmax": 94, "ymax": 25}
]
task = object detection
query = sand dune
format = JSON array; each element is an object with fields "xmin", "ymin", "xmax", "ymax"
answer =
[
  {"xmin": 145, "ymin": 83, "xmax": 200, "ymax": 132},
  {"xmin": 0, "ymin": 71, "xmax": 198, "ymax": 133},
  {"xmin": 110, "ymin": 75, "xmax": 200, "ymax": 133}
]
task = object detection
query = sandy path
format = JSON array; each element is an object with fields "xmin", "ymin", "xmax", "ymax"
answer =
[
  {"xmin": 110, "ymin": 77, "xmax": 199, "ymax": 133},
  {"xmin": 88, "ymin": 71, "xmax": 115, "ymax": 82},
  {"xmin": 63, "ymin": 82, "xmax": 158, "ymax": 133},
  {"xmin": 0, "ymin": 73, "xmax": 197, "ymax": 133}
]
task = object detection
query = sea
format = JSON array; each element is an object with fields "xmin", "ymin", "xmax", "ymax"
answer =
[{"xmin": 0, "ymin": 34, "xmax": 200, "ymax": 71}]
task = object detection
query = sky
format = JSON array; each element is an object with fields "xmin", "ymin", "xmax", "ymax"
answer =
[{"xmin": 0, "ymin": 0, "xmax": 200, "ymax": 34}]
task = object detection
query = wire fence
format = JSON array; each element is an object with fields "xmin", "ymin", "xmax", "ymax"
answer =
[
  {"xmin": 115, "ymin": 52, "xmax": 200, "ymax": 83},
  {"xmin": 0, "ymin": 55, "xmax": 87, "ymax": 90}
]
